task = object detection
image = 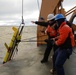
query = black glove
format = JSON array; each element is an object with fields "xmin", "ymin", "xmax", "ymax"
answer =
[
  {"xmin": 44, "ymin": 39, "xmax": 48, "ymax": 43},
  {"xmin": 44, "ymin": 39, "xmax": 55, "ymax": 45}
]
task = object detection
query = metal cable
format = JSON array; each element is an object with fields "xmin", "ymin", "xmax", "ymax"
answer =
[
  {"xmin": 21, "ymin": 34, "xmax": 46, "ymax": 41},
  {"xmin": 37, "ymin": 0, "xmax": 40, "ymax": 11}
]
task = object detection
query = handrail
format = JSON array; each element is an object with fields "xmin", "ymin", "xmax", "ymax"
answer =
[{"xmin": 65, "ymin": 6, "xmax": 76, "ymax": 16}]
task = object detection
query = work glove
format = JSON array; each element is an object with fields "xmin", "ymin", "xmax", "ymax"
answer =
[
  {"xmin": 44, "ymin": 39, "xmax": 49, "ymax": 43},
  {"xmin": 44, "ymin": 39, "xmax": 55, "ymax": 45}
]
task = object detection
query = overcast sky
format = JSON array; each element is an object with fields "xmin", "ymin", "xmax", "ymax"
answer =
[{"xmin": 0, "ymin": 0, "xmax": 76, "ymax": 26}]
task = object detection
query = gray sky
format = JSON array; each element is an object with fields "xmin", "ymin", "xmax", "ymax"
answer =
[{"xmin": 0, "ymin": 0, "xmax": 76, "ymax": 26}]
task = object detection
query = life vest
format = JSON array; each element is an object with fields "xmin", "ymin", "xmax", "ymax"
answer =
[
  {"xmin": 45, "ymin": 25, "xmax": 57, "ymax": 38},
  {"xmin": 55, "ymin": 22, "xmax": 75, "ymax": 48}
]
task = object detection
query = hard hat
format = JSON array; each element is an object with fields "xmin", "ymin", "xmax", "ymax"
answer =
[
  {"xmin": 47, "ymin": 14, "xmax": 54, "ymax": 21},
  {"xmin": 55, "ymin": 14, "xmax": 65, "ymax": 21}
]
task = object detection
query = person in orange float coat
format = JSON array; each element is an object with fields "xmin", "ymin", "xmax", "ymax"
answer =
[
  {"xmin": 31, "ymin": 14, "xmax": 58, "ymax": 63},
  {"xmin": 52, "ymin": 14, "xmax": 75, "ymax": 75}
]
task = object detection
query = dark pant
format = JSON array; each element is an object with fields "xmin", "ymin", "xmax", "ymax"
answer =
[
  {"xmin": 42, "ymin": 41, "xmax": 52, "ymax": 61},
  {"xmin": 53, "ymin": 48, "xmax": 72, "ymax": 75},
  {"xmin": 42, "ymin": 40, "xmax": 58, "ymax": 61}
]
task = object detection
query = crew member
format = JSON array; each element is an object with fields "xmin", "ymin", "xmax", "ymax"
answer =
[
  {"xmin": 52, "ymin": 14, "xmax": 75, "ymax": 75},
  {"xmin": 31, "ymin": 14, "xmax": 58, "ymax": 63}
]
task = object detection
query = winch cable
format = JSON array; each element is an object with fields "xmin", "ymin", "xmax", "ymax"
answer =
[
  {"xmin": 21, "ymin": 34, "xmax": 47, "ymax": 42},
  {"xmin": 20, "ymin": 0, "xmax": 46, "ymax": 42},
  {"xmin": 37, "ymin": 0, "xmax": 40, "ymax": 11},
  {"xmin": 12, "ymin": 0, "xmax": 25, "ymax": 58}
]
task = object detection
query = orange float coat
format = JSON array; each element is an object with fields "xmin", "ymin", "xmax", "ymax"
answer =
[
  {"xmin": 55, "ymin": 22, "xmax": 75, "ymax": 48},
  {"xmin": 45, "ymin": 25, "xmax": 57, "ymax": 38}
]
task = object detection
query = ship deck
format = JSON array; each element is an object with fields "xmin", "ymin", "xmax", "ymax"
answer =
[{"xmin": 0, "ymin": 26, "xmax": 76, "ymax": 75}]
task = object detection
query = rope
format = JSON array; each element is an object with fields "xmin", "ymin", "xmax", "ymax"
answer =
[
  {"xmin": 73, "ymin": 50, "xmax": 76, "ymax": 54},
  {"xmin": 21, "ymin": 40, "xmax": 45, "ymax": 42},
  {"xmin": 21, "ymin": 34, "xmax": 46, "ymax": 41},
  {"xmin": 72, "ymin": 46, "xmax": 76, "ymax": 54}
]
